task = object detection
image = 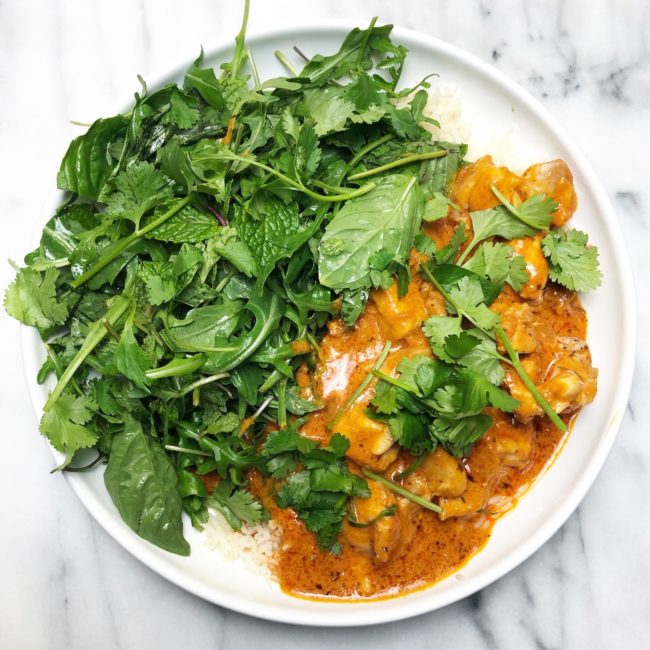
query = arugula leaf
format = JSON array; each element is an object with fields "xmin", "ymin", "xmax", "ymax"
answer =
[
  {"xmin": 105, "ymin": 419, "xmax": 190, "ymax": 555},
  {"xmin": 4, "ymin": 267, "xmax": 68, "ymax": 330},
  {"xmin": 299, "ymin": 23, "xmax": 403, "ymax": 87},
  {"xmin": 114, "ymin": 319, "xmax": 151, "ymax": 389},
  {"xmin": 318, "ymin": 174, "xmax": 421, "ymax": 290},
  {"xmin": 39, "ymin": 391, "xmax": 98, "ymax": 455},
  {"xmin": 542, "ymin": 229, "xmax": 602, "ymax": 291}
]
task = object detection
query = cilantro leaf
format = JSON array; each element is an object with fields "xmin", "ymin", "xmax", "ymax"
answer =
[
  {"xmin": 161, "ymin": 88, "xmax": 200, "ymax": 129},
  {"xmin": 4, "ymin": 267, "xmax": 68, "ymax": 330},
  {"xmin": 341, "ymin": 287, "xmax": 369, "ymax": 326},
  {"xmin": 39, "ymin": 391, "xmax": 98, "ymax": 455},
  {"xmin": 542, "ymin": 229, "xmax": 602, "ymax": 291},
  {"xmin": 104, "ymin": 162, "xmax": 174, "ymax": 227},
  {"xmin": 207, "ymin": 480, "xmax": 267, "ymax": 530},
  {"xmin": 430, "ymin": 414, "xmax": 492, "ymax": 458},
  {"xmin": 423, "ymin": 191, "xmax": 453, "ymax": 222},
  {"xmin": 463, "ymin": 241, "xmax": 529, "ymax": 291},
  {"xmin": 304, "ymin": 88, "xmax": 356, "ymax": 136},
  {"xmin": 422, "ymin": 315, "xmax": 463, "ymax": 361},
  {"xmin": 139, "ymin": 248, "xmax": 202, "ymax": 305},
  {"xmin": 491, "ymin": 186, "xmax": 557, "ymax": 231},
  {"xmin": 447, "ymin": 276, "xmax": 500, "ymax": 330}
]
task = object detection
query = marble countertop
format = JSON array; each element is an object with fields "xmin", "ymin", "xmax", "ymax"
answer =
[{"xmin": 1, "ymin": 0, "xmax": 648, "ymax": 648}]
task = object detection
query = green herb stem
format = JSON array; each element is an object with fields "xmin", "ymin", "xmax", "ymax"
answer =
[
  {"xmin": 43, "ymin": 295, "xmax": 131, "ymax": 411},
  {"xmin": 215, "ymin": 151, "xmax": 376, "ymax": 202},
  {"xmin": 145, "ymin": 354, "xmax": 206, "ymax": 380},
  {"xmin": 490, "ymin": 184, "xmax": 538, "ymax": 230},
  {"xmin": 176, "ymin": 373, "xmax": 229, "ymax": 397},
  {"xmin": 347, "ymin": 133, "xmax": 395, "ymax": 171},
  {"xmin": 274, "ymin": 50, "xmax": 298, "ymax": 76},
  {"xmin": 420, "ymin": 264, "xmax": 487, "ymax": 334},
  {"xmin": 347, "ymin": 149, "xmax": 448, "ymax": 181},
  {"xmin": 372, "ymin": 369, "xmax": 420, "ymax": 395},
  {"xmin": 69, "ymin": 195, "xmax": 193, "ymax": 289},
  {"xmin": 362, "ymin": 469, "xmax": 442, "ymax": 513},
  {"xmin": 164, "ymin": 445, "xmax": 212, "ymax": 457},
  {"xmin": 495, "ymin": 325, "xmax": 568, "ymax": 432}
]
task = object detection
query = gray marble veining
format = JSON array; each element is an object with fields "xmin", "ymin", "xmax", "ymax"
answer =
[{"xmin": 0, "ymin": 1, "xmax": 648, "ymax": 648}]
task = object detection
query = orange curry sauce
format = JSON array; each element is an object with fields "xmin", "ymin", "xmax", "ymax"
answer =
[{"xmin": 257, "ymin": 156, "xmax": 597, "ymax": 600}]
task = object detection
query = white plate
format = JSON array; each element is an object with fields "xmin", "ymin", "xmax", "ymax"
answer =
[{"xmin": 22, "ymin": 22, "xmax": 636, "ymax": 626}]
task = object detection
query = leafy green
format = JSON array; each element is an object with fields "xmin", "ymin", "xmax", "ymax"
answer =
[
  {"xmin": 318, "ymin": 174, "xmax": 421, "ymax": 290},
  {"xmin": 4, "ymin": 267, "xmax": 68, "ymax": 330},
  {"xmin": 263, "ymin": 428, "xmax": 369, "ymax": 553},
  {"xmin": 207, "ymin": 480, "xmax": 267, "ymax": 530},
  {"xmin": 542, "ymin": 228, "xmax": 602, "ymax": 291},
  {"xmin": 104, "ymin": 162, "xmax": 174, "ymax": 227},
  {"xmin": 463, "ymin": 241, "xmax": 529, "ymax": 291},
  {"xmin": 104, "ymin": 419, "xmax": 190, "ymax": 555},
  {"xmin": 57, "ymin": 115, "xmax": 128, "ymax": 200},
  {"xmin": 5, "ymin": 5, "xmax": 600, "ymax": 561},
  {"xmin": 39, "ymin": 391, "xmax": 98, "ymax": 455}
]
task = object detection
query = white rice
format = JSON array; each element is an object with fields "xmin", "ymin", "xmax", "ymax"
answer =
[
  {"xmin": 204, "ymin": 509, "xmax": 281, "ymax": 579},
  {"xmin": 204, "ymin": 85, "xmax": 520, "ymax": 576}
]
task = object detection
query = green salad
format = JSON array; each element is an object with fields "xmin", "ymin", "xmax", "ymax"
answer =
[{"xmin": 5, "ymin": 0, "xmax": 601, "ymax": 556}]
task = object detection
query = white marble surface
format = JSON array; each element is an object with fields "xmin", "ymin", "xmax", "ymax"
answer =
[{"xmin": 0, "ymin": 0, "xmax": 648, "ymax": 648}]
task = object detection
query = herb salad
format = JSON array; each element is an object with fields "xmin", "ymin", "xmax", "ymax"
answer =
[{"xmin": 6, "ymin": 0, "xmax": 602, "ymax": 587}]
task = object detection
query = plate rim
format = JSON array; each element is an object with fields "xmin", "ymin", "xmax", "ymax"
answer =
[{"xmin": 21, "ymin": 20, "xmax": 637, "ymax": 627}]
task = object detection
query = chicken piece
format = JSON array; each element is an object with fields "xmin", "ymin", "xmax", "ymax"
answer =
[
  {"xmin": 507, "ymin": 235, "xmax": 549, "ymax": 303},
  {"xmin": 371, "ymin": 281, "xmax": 427, "ymax": 341},
  {"xmin": 522, "ymin": 160, "xmax": 577, "ymax": 227},
  {"xmin": 335, "ymin": 402, "xmax": 398, "ymax": 470},
  {"xmin": 343, "ymin": 479, "xmax": 401, "ymax": 562},
  {"xmin": 438, "ymin": 481, "xmax": 487, "ymax": 520},
  {"xmin": 491, "ymin": 416, "xmax": 533, "ymax": 467},
  {"xmin": 505, "ymin": 339, "xmax": 597, "ymax": 421},
  {"xmin": 412, "ymin": 448, "xmax": 468, "ymax": 498},
  {"xmin": 543, "ymin": 346, "xmax": 598, "ymax": 415},
  {"xmin": 494, "ymin": 302, "xmax": 538, "ymax": 354},
  {"xmin": 450, "ymin": 155, "xmax": 524, "ymax": 211}
]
